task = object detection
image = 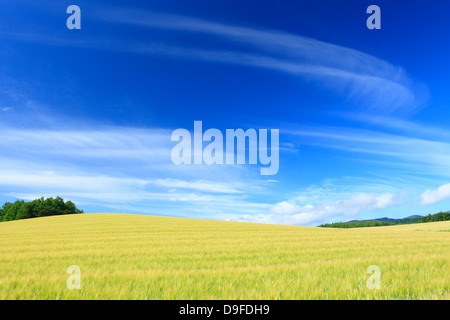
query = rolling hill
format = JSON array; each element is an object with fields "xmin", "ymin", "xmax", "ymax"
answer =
[{"xmin": 0, "ymin": 214, "xmax": 448, "ymax": 299}]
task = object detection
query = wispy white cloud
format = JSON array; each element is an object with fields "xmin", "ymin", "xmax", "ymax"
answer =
[
  {"xmin": 287, "ymin": 125, "xmax": 450, "ymax": 178},
  {"xmin": 0, "ymin": 122, "xmax": 275, "ymax": 218},
  {"xmin": 150, "ymin": 178, "xmax": 242, "ymax": 194},
  {"xmin": 100, "ymin": 9, "xmax": 421, "ymax": 112},
  {"xmin": 0, "ymin": 125, "xmax": 172, "ymax": 163},
  {"xmin": 341, "ymin": 113, "xmax": 450, "ymax": 140},
  {"xmin": 0, "ymin": 8, "xmax": 424, "ymax": 113},
  {"xmin": 0, "ymin": 7, "xmax": 440, "ymax": 224},
  {"xmin": 1, "ymin": 119, "xmax": 447, "ymax": 224}
]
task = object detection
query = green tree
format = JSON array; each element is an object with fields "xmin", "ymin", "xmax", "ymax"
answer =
[
  {"xmin": 2, "ymin": 201, "xmax": 25, "ymax": 221},
  {"xmin": 420, "ymin": 211, "xmax": 450, "ymax": 223},
  {"xmin": 0, "ymin": 197, "xmax": 84, "ymax": 222},
  {"xmin": 16, "ymin": 204, "xmax": 33, "ymax": 220}
]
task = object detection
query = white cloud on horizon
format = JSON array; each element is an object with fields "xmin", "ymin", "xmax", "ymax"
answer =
[
  {"xmin": 421, "ymin": 183, "xmax": 450, "ymax": 205},
  {"xmin": 234, "ymin": 192, "xmax": 399, "ymax": 226},
  {"xmin": 0, "ymin": 117, "xmax": 448, "ymax": 225}
]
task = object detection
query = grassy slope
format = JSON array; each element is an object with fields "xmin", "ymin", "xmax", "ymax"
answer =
[{"xmin": 0, "ymin": 214, "xmax": 448, "ymax": 299}]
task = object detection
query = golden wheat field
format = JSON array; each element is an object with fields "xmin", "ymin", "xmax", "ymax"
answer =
[{"xmin": 0, "ymin": 213, "xmax": 448, "ymax": 299}]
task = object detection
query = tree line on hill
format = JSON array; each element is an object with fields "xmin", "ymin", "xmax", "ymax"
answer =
[
  {"xmin": 319, "ymin": 211, "xmax": 450, "ymax": 228},
  {"xmin": 0, "ymin": 197, "xmax": 84, "ymax": 222},
  {"xmin": 420, "ymin": 211, "xmax": 450, "ymax": 222}
]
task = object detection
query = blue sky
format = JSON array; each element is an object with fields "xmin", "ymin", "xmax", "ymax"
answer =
[{"xmin": 1, "ymin": 0, "xmax": 450, "ymax": 226}]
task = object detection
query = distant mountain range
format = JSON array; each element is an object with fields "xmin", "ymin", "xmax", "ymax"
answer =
[
  {"xmin": 348, "ymin": 215, "xmax": 424, "ymax": 223},
  {"xmin": 319, "ymin": 215, "xmax": 425, "ymax": 228},
  {"xmin": 319, "ymin": 211, "xmax": 450, "ymax": 228}
]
